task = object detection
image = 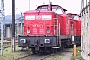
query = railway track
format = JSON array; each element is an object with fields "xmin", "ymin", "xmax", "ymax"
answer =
[
  {"xmin": 0, "ymin": 39, "xmax": 73, "ymax": 60},
  {"xmin": 16, "ymin": 51, "xmax": 64, "ymax": 60},
  {"xmin": 0, "ymin": 40, "xmax": 18, "ymax": 49},
  {"xmin": 16, "ymin": 53, "xmax": 50, "ymax": 60},
  {"xmin": 15, "ymin": 47, "xmax": 73, "ymax": 60}
]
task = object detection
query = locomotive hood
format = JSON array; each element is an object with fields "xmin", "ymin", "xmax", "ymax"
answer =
[
  {"xmin": 24, "ymin": 10, "xmax": 54, "ymax": 14},
  {"xmin": 24, "ymin": 10, "xmax": 56, "ymax": 36}
]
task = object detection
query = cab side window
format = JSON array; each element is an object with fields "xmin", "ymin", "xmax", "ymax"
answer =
[{"xmin": 72, "ymin": 16, "xmax": 79, "ymax": 20}]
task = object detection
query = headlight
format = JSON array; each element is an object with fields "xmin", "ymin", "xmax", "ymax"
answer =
[
  {"xmin": 45, "ymin": 39, "xmax": 50, "ymax": 43},
  {"xmin": 46, "ymin": 30, "xmax": 50, "ymax": 33},
  {"xmin": 20, "ymin": 39, "xmax": 26, "ymax": 43},
  {"xmin": 27, "ymin": 30, "xmax": 30, "ymax": 34}
]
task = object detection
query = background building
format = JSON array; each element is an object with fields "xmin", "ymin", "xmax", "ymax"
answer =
[{"xmin": 0, "ymin": 13, "xmax": 24, "ymax": 40}]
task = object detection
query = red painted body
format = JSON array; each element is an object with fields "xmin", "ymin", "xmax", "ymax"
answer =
[
  {"xmin": 24, "ymin": 5, "xmax": 81, "ymax": 37},
  {"xmin": 24, "ymin": 11, "xmax": 55, "ymax": 35},
  {"xmin": 67, "ymin": 13, "xmax": 81, "ymax": 36}
]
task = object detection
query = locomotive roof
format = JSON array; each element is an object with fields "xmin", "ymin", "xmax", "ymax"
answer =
[
  {"xmin": 24, "ymin": 10, "xmax": 54, "ymax": 14},
  {"xmin": 67, "ymin": 13, "xmax": 79, "ymax": 16},
  {"xmin": 36, "ymin": 5, "xmax": 67, "ymax": 12}
]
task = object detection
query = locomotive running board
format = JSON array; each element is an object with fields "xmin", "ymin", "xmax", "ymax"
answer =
[
  {"xmin": 52, "ymin": 47, "xmax": 60, "ymax": 48},
  {"xmin": 59, "ymin": 35, "xmax": 70, "ymax": 39}
]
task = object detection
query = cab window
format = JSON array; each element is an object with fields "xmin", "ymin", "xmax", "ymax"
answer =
[
  {"xmin": 52, "ymin": 7, "xmax": 63, "ymax": 14},
  {"xmin": 38, "ymin": 7, "xmax": 48, "ymax": 10},
  {"xmin": 72, "ymin": 16, "xmax": 79, "ymax": 20},
  {"xmin": 37, "ymin": 6, "xmax": 63, "ymax": 14}
]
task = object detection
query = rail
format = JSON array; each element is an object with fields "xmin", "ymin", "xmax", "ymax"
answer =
[{"xmin": 0, "ymin": 40, "xmax": 18, "ymax": 49}]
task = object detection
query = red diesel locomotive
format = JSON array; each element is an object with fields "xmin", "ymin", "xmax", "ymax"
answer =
[
  {"xmin": 18, "ymin": 4, "xmax": 81, "ymax": 53},
  {"xmin": 67, "ymin": 13, "xmax": 81, "ymax": 45}
]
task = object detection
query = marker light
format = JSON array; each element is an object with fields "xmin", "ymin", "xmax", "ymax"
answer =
[
  {"xmin": 27, "ymin": 29, "xmax": 30, "ymax": 34},
  {"xmin": 46, "ymin": 30, "xmax": 50, "ymax": 33}
]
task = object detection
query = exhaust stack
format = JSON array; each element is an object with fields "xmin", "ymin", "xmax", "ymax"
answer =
[{"xmin": 48, "ymin": 2, "xmax": 52, "ymax": 11}]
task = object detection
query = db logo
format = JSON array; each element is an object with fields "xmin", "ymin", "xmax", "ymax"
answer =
[{"xmin": 36, "ymin": 16, "xmax": 42, "ymax": 20}]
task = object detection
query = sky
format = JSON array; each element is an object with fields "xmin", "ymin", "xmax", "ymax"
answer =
[{"xmin": 0, "ymin": 0, "xmax": 84, "ymax": 16}]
